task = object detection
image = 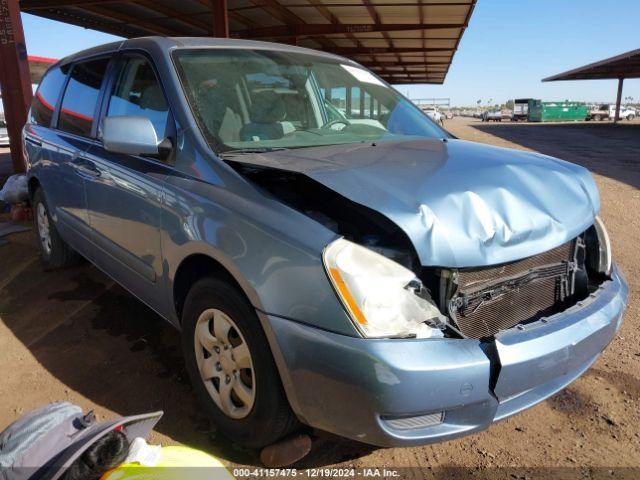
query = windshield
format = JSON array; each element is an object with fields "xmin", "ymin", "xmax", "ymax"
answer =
[{"xmin": 173, "ymin": 48, "xmax": 447, "ymax": 153}]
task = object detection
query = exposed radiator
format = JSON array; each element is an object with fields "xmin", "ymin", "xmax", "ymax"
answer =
[{"xmin": 448, "ymin": 240, "xmax": 577, "ymax": 339}]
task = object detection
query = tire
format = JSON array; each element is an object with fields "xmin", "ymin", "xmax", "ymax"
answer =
[
  {"xmin": 182, "ymin": 277, "xmax": 298, "ymax": 448},
  {"xmin": 628, "ymin": 114, "xmax": 635, "ymax": 121},
  {"xmin": 32, "ymin": 187, "xmax": 80, "ymax": 270},
  {"xmin": 594, "ymin": 115, "xmax": 601, "ymax": 121}
]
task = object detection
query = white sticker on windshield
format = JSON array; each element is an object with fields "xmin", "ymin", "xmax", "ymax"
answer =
[{"xmin": 341, "ymin": 64, "xmax": 385, "ymax": 86}]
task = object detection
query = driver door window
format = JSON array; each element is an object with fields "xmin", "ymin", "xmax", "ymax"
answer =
[{"xmin": 106, "ymin": 57, "xmax": 169, "ymax": 140}]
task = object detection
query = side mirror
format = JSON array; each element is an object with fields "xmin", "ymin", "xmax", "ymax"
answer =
[{"xmin": 102, "ymin": 116, "xmax": 168, "ymax": 156}]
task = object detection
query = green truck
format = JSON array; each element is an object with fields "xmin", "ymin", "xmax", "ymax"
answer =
[{"xmin": 527, "ymin": 100, "xmax": 588, "ymax": 122}]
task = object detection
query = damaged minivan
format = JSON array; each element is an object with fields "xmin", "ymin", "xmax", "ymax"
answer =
[{"xmin": 24, "ymin": 37, "xmax": 628, "ymax": 448}]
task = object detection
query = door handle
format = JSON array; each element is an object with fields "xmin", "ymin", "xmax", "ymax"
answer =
[{"xmin": 72, "ymin": 157, "xmax": 101, "ymax": 178}]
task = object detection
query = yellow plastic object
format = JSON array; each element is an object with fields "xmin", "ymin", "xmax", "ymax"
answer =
[{"xmin": 101, "ymin": 446, "xmax": 235, "ymax": 480}]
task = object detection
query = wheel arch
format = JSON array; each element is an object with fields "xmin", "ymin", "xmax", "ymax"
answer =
[
  {"xmin": 172, "ymin": 252, "xmax": 262, "ymax": 325},
  {"xmin": 27, "ymin": 175, "xmax": 41, "ymax": 202}
]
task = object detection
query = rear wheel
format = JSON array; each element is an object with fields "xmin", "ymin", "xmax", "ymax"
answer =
[
  {"xmin": 182, "ymin": 277, "xmax": 298, "ymax": 448},
  {"xmin": 594, "ymin": 115, "xmax": 602, "ymax": 121},
  {"xmin": 628, "ymin": 114, "xmax": 635, "ymax": 121},
  {"xmin": 32, "ymin": 187, "xmax": 80, "ymax": 270}
]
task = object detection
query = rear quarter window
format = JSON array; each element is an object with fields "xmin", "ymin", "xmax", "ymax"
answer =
[
  {"xmin": 57, "ymin": 57, "xmax": 110, "ymax": 137},
  {"xmin": 30, "ymin": 66, "xmax": 68, "ymax": 127}
]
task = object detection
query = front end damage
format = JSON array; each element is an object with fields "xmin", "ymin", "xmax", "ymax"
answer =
[
  {"xmin": 226, "ymin": 143, "xmax": 627, "ymax": 446},
  {"xmin": 228, "ymin": 159, "xmax": 614, "ymax": 340},
  {"xmin": 262, "ymin": 266, "xmax": 626, "ymax": 446}
]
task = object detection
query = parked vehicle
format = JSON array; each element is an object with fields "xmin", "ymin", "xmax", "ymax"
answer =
[
  {"xmin": 24, "ymin": 38, "xmax": 627, "ymax": 450},
  {"xmin": 617, "ymin": 106, "xmax": 637, "ymax": 120},
  {"xmin": 512, "ymin": 98, "xmax": 534, "ymax": 122},
  {"xmin": 588, "ymin": 104, "xmax": 636, "ymax": 121},
  {"xmin": 422, "ymin": 106, "xmax": 444, "ymax": 125},
  {"xmin": 588, "ymin": 104, "xmax": 610, "ymax": 121},
  {"xmin": 481, "ymin": 110, "xmax": 502, "ymax": 122},
  {"xmin": 0, "ymin": 118, "xmax": 9, "ymax": 146}
]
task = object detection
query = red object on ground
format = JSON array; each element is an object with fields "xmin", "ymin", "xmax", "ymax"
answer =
[{"xmin": 10, "ymin": 204, "xmax": 29, "ymax": 222}]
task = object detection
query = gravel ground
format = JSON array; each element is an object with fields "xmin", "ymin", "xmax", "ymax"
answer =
[{"xmin": 0, "ymin": 118, "xmax": 638, "ymax": 478}]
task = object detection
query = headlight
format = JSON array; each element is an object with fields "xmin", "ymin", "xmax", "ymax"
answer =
[
  {"xmin": 593, "ymin": 216, "xmax": 612, "ymax": 275},
  {"xmin": 323, "ymin": 238, "xmax": 446, "ymax": 338}
]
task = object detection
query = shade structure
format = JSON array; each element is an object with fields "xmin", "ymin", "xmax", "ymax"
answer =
[
  {"xmin": 542, "ymin": 48, "xmax": 640, "ymax": 82},
  {"xmin": 542, "ymin": 48, "xmax": 640, "ymax": 123},
  {"xmin": 19, "ymin": 0, "xmax": 476, "ymax": 85}
]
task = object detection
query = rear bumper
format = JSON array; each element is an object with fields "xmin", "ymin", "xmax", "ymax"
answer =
[{"xmin": 263, "ymin": 266, "xmax": 627, "ymax": 447}]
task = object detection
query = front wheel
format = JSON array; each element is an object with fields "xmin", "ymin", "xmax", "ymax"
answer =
[
  {"xmin": 182, "ymin": 277, "xmax": 298, "ymax": 448},
  {"xmin": 627, "ymin": 114, "xmax": 635, "ymax": 121}
]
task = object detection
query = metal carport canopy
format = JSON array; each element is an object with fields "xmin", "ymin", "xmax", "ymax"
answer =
[
  {"xmin": 542, "ymin": 48, "xmax": 640, "ymax": 81},
  {"xmin": 19, "ymin": 0, "xmax": 476, "ymax": 85},
  {"xmin": 542, "ymin": 48, "xmax": 640, "ymax": 122}
]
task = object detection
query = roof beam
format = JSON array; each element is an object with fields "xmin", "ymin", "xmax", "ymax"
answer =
[
  {"xmin": 323, "ymin": 46, "xmax": 453, "ymax": 54},
  {"xmin": 246, "ymin": 0, "xmax": 308, "ymax": 26},
  {"xmin": 229, "ymin": 2, "xmax": 472, "ymax": 9},
  {"xmin": 190, "ymin": 0, "xmax": 261, "ymax": 29},
  {"xmin": 22, "ymin": 0, "xmax": 211, "ymax": 34},
  {"xmin": 235, "ymin": 23, "xmax": 460, "ymax": 38},
  {"xmin": 23, "ymin": 8, "xmax": 142, "ymax": 36},
  {"xmin": 303, "ymin": 0, "xmax": 366, "ymax": 49},
  {"xmin": 244, "ymin": 0, "xmax": 338, "ymax": 49},
  {"xmin": 74, "ymin": 5, "xmax": 180, "ymax": 36},
  {"xmin": 366, "ymin": 60, "xmax": 449, "ymax": 66},
  {"xmin": 23, "ymin": 0, "xmax": 256, "ymax": 34},
  {"xmin": 211, "ymin": 0, "xmax": 229, "ymax": 37},
  {"xmin": 360, "ymin": 0, "xmax": 406, "ymax": 77},
  {"xmin": 133, "ymin": 0, "xmax": 210, "ymax": 34},
  {"xmin": 21, "ymin": 0, "xmax": 120, "ymax": 8}
]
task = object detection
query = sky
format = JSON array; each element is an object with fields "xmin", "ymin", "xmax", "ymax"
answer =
[{"xmin": 20, "ymin": 0, "xmax": 640, "ymax": 107}]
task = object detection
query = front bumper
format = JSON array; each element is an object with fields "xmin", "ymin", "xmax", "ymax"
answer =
[{"xmin": 262, "ymin": 265, "xmax": 628, "ymax": 447}]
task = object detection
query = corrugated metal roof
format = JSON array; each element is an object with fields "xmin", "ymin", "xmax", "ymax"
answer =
[
  {"xmin": 28, "ymin": 55, "xmax": 58, "ymax": 83},
  {"xmin": 543, "ymin": 48, "xmax": 640, "ymax": 82},
  {"xmin": 20, "ymin": 0, "xmax": 476, "ymax": 84}
]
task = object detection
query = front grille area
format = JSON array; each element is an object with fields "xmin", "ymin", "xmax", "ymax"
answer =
[{"xmin": 448, "ymin": 241, "xmax": 576, "ymax": 339}]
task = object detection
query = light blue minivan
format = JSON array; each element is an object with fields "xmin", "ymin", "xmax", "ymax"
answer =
[{"xmin": 24, "ymin": 37, "xmax": 627, "ymax": 448}]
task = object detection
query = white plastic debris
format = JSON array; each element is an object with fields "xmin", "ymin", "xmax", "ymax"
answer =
[{"xmin": 0, "ymin": 174, "xmax": 28, "ymax": 204}]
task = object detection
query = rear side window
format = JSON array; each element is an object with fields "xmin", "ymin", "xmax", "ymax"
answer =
[
  {"xmin": 106, "ymin": 57, "xmax": 169, "ymax": 139},
  {"xmin": 30, "ymin": 66, "xmax": 68, "ymax": 127},
  {"xmin": 58, "ymin": 58, "xmax": 110, "ymax": 137}
]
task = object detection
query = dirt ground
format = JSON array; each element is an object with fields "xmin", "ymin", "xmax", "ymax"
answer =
[{"xmin": 0, "ymin": 118, "xmax": 638, "ymax": 477}]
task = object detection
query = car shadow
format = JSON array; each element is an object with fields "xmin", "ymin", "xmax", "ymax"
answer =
[
  {"xmin": 469, "ymin": 122, "xmax": 640, "ymax": 191},
  {"xmin": 0, "ymin": 231, "xmax": 376, "ymax": 468}
]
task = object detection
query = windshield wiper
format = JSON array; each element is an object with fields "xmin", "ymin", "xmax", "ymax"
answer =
[{"xmin": 219, "ymin": 147, "xmax": 289, "ymax": 158}]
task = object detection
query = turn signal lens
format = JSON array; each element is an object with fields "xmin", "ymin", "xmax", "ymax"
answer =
[{"xmin": 323, "ymin": 238, "xmax": 446, "ymax": 338}]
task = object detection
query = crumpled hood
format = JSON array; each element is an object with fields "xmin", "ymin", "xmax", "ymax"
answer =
[{"xmin": 235, "ymin": 138, "xmax": 600, "ymax": 267}]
